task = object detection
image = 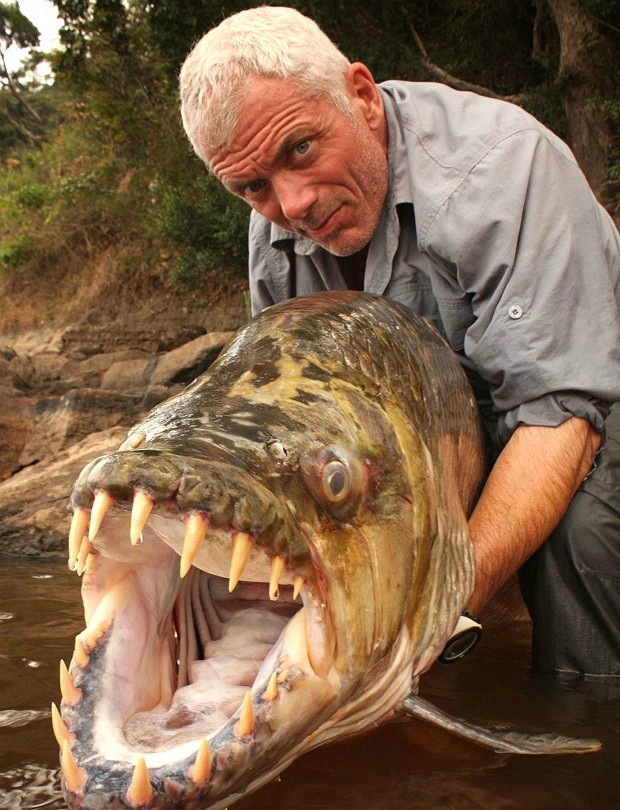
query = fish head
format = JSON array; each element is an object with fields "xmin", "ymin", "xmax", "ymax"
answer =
[{"xmin": 58, "ymin": 292, "xmax": 483, "ymax": 808}]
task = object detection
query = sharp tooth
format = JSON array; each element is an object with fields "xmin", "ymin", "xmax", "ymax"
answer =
[
  {"xmin": 180, "ymin": 513, "xmax": 209, "ymax": 579},
  {"xmin": 235, "ymin": 691, "xmax": 256, "ymax": 737},
  {"xmin": 60, "ymin": 660, "xmax": 82, "ymax": 706},
  {"xmin": 188, "ymin": 738, "xmax": 212, "ymax": 785},
  {"xmin": 229, "ymin": 531, "xmax": 254, "ymax": 592},
  {"xmin": 68, "ymin": 508, "xmax": 89, "ymax": 570},
  {"xmin": 262, "ymin": 672, "xmax": 278, "ymax": 702},
  {"xmin": 61, "ymin": 739, "xmax": 87, "ymax": 793},
  {"xmin": 269, "ymin": 555, "xmax": 286, "ymax": 601},
  {"xmin": 88, "ymin": 491, "xmax": 114, "ymax": 541},
  {"xmin": 51, "ymin": 702, "xmax": 74, "ymax": 746},
  {"xmin": 76, "ymin": 537, "xmax": 92, "ymax": 576},
  {"xmin": 127, "ymin": 756, "xmax": 153, "ymax": 807},
  {"xmin": 73, "ymin": 636, "xmax": 89, "ymax": 668},
  {"xmin": 293, "ymin": 575, "xmax": 304, "ymax": 600},
  {"xmin": 130, "ymin": 491, "xmax": 153, "ymax": 545},
  {"xmin": 281, "ymin": 609, "xmax": 309, "ymax": 667}
]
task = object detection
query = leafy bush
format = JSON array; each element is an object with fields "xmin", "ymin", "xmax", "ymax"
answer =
[
  {"xmin": 13, "ymin": 182, "xmax": 47, "ymax": 209},
  {"xmin": 0, "ymin": 233, "xmax": 32, "ymax": 269},
  {"xmin": 155, "ymin": 170, "xmax": 250, "ymax": 288}
]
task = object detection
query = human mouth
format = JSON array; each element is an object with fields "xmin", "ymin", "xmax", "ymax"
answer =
[{"xmin": 303, "ymin": 206, "xmax": 344, "ymax": 241}]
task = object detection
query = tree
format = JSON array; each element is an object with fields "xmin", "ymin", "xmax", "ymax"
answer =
[
  {"xmin": 405, "ymin": 0, "xmax": 619, "ymax": 222},
  {"xmin": 0, "ymin": 2, "xmax": 43, "ymax": 145},
  {"xmin": 542, "ymin": 0, "xmax": 619, "ymax": 219}
]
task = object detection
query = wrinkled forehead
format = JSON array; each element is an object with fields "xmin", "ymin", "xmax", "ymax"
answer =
[
  {"xmin": 206, "ymin": 77, "xmax": 345, "ymax": 173},
  {"xmin": 239, "ymin": 75, "xmax": 344, "ymax": 131}
]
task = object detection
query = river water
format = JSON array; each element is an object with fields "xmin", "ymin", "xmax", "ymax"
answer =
[{"xmin": 1, "ymin": 554, "xmax": 619, "ymax": 810}]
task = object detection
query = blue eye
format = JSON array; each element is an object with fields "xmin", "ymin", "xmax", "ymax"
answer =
[
  {"xmin": 247, "ymin": 180, "xmax": 265, "ymax": 194},
  {"xmin": 295, "ymin": 140, "xmax": 310, "ymax": 155}
]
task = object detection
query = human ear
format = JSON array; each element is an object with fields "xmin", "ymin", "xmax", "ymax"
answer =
[{"xmin": 345, "ymin": 62, "xmax": 385, "ymax": 132}]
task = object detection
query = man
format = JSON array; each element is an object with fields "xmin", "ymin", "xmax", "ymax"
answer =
[{"xmin": 180, "ymin": 7, "xmax": 620, "ymax": 677}]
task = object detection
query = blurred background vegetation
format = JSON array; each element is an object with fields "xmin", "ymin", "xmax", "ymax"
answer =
[{"xmin": 0, "ymin": 0, "xmax": 618, "ymax": 327}]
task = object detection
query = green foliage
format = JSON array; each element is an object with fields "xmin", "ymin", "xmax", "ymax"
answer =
[
  {"xmin": 140, "ymin": 0, "xmax": 251, "ymax": 76},
  {"xmin": 13, "ymin": 181, "xmax": 47, "ymax": 209},
  {"xmin": 0, "ymin": 2, "xmax": 40, "ymax": 50},
  {"xmin": 588, "ymin": 97, "xmax": 620, "ymax": 180},
  {"xmin": 0, "ymin": 232, "xmax": 31, "ymax": 268},
  {"xmin": 579, "ymin": 0, "xmax": 620, "ymax": 24},
  {"xmin": 155, "ymin": 170, "xmax": 250, "ymax": 288},
  {"xmin": 521, "ymin": 82, "xmax": 567, "ymax": 141},
  {"xmin": 0, "ymin": 0, "xmax": 616, "ymax": 308},
  {"xmin": 0, "ymin": 100, "xmax": 157, "ymax": 277}
]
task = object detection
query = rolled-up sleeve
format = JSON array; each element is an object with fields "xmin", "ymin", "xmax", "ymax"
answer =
[{"xmin": 427, "ymin": 127, "xmax": 620, "ymax": 443}]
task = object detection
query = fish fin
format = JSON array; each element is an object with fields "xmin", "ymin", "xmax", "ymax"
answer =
[{"xmin": 401, "ymin": 694, "xmax": 601, "ymax": 755}]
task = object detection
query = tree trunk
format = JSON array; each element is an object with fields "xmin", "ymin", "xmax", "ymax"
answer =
[{"xmin": 544, "ymin": 0, "xmax": 619, "ymax": 222}]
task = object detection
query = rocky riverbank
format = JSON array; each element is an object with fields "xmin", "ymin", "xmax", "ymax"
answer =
[{"xmin": 0, "ymin": 299, "xmax": 246, "ymax": 557}]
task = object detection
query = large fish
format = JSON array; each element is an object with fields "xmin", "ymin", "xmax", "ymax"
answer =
[{"xmin": 55, "ymin": 292, "xmax": 599, "ymax": 809}]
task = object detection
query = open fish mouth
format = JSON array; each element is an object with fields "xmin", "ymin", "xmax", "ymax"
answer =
[
  {"xmin": 54, "ymin": 291, "xmax": 493, "ymax": 808},
  {"xmin": 56, "ymin": 447, "xmax": 381, "ymax": 808},
  {"xmin": 54, "ymin": 291, "xmax": 602, "ymax": 809}
]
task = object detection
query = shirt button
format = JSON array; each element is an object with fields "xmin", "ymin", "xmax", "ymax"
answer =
[{"xmin": 508, "ymin": 304, "xmax": 523, "ymax": 320}]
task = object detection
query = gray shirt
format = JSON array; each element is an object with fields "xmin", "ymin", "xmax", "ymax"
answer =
[{"xmin": 248, "ymin": 81, "xmax": 620, "ymax": 444}]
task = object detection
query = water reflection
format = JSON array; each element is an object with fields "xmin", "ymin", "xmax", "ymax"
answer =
[
  {"xmin": 0, "ymin": 555, "xmax": 618, "ymax": 809},
  {"xmin": 0, "ymin": 555, "xmax": 81, "ymax": 810}
]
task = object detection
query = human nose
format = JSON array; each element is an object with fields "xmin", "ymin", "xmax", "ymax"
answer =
[{"xmin": 272, "ymin": 173, "xmax": 318, "ymax": 223}]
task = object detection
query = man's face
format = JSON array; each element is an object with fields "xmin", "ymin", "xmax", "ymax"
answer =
[{"xmin": 208, "ymin": 66, "xmax": 389, "ymax": 257}]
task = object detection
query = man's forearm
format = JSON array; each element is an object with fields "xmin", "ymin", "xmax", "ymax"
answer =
[{"xmin": 467, "ymin": 416, "xmax": 601, "ymax": 615}]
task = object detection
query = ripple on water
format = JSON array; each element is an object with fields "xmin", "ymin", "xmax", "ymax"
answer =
[
  {"xmin": 0, "ymin": 763, "xmax": 64, "ymax": 809},
  {"xmin": 2, "ymin": 558, "xmax": 620, "ymax": 810},
  {"xmin": 0, "ymin": 710, "xmax": 51, "ymax": 729}
]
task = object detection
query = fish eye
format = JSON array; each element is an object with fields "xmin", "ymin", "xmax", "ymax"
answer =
[{"xmin": 322, "ymin": 459, "xmax": 350, "ymax": 503}]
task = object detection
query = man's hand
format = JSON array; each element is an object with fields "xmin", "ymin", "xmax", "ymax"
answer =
[{"xmin": 467, "ymin": 416, "xmax": 601, "ymax": 615}]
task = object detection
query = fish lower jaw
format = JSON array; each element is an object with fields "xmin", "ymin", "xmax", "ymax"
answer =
[
  {"xmin": 58, "ymin": 560, "xmax": 341, "ymax": 807},
  {"xmin": 82, "ymin": 605, "xmax": 336, "ymax": 757}
]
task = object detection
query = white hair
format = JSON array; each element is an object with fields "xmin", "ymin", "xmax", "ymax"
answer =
[{"xmin": 179, "ymin": 6, "xmax": 352, "ymax": 164}]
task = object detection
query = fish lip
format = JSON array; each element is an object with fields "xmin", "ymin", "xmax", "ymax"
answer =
[{"xmin": 70, "ymin": 450, "xmax": 297, "ymax": 551}]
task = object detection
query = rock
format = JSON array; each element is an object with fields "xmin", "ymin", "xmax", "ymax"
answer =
[
  {"xmin": 0, "ymin": 427, "xmax": 128, "ymax": 557},
  {"xmin": 0, "ymin": 353, "xmax": 33, "ymax": 391},
  {"xmin": 149, "ymin": 332, "xmax": 232, "ymax": 387},
  {"xmin": 0, "ymin": 390, "xmax": 35, "ymax": 479},
  {"xmin": 57, "ymin": 322, "xmax": 207, "ymax": 359},
  {"xmin": 140, "ymin": 384, "xmax": 180, "ymax": 411},
  {"xmin": 18, "ymin": 388, "xmax": 141, "ymax": 467},
  {"xmin": 62, "ymin": 349, "xmax": 153, "ymax": 389},
  {"xmin": 101, "ymin": 357, "xmax": 157, "ymax": 395},
  {"xmin": 0, "ymin": 345, "xmax": 16, "ymax": 361},
  {"xmin": 0, "ymin": 320, "xmax": 235, "ymax": 556},
  {"xmin": 4, "ymin": 325, "xmax": 66, "ymax": 356},
  {"xmin": 25, "ymin": 352, "xmax": 65, "ymax": 386}
]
